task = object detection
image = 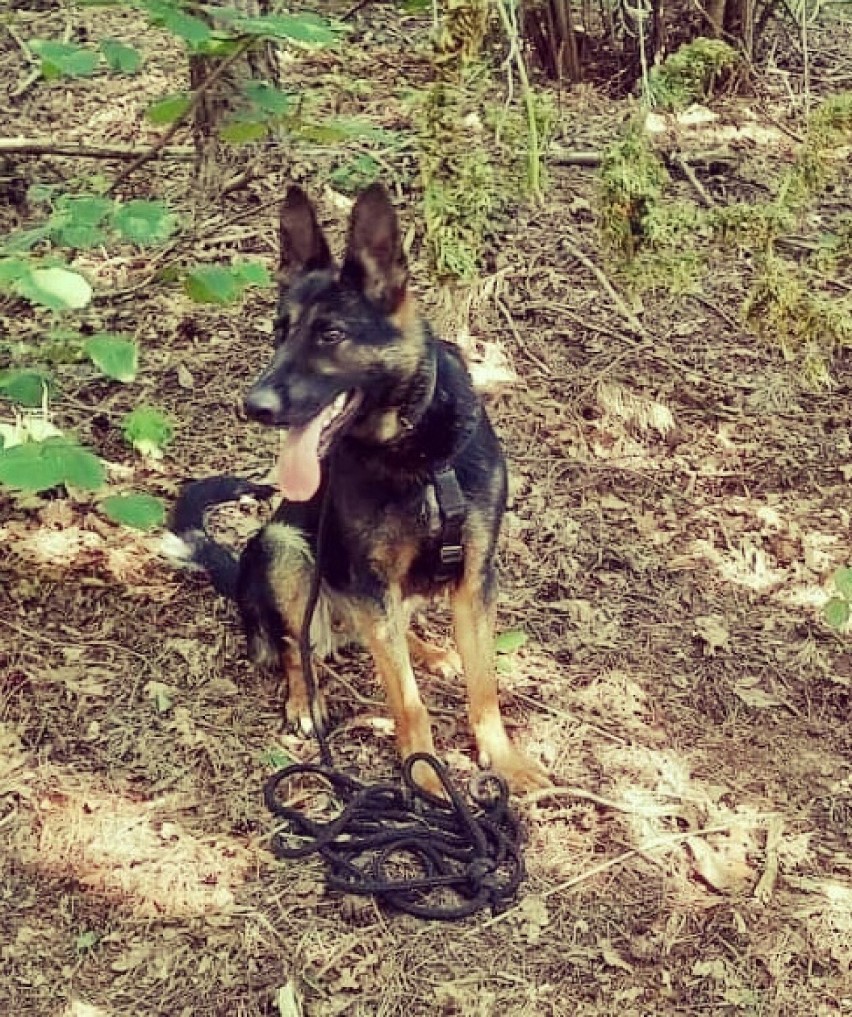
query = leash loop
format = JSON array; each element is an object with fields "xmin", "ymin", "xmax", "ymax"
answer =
[{"xmin": 264, "ymin": 752, "xmax": 525, "ymax": 920}]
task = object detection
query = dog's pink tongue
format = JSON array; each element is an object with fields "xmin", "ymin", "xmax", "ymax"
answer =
[{"xmin": 276, "ymin": 411, "xmax": 328, "ymax": 502}]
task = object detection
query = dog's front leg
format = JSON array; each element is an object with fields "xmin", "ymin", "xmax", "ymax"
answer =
[
  {"xmin": 352, "ymin": 589, "xmax": 440, "ymax": 793},
  {"xmin": 452, "ymin": 576, "xmax": 551, "ymax": 793}
]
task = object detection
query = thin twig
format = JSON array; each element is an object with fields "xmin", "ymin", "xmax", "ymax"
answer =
[
  {"xmin": 562, "ymin": 231, "xmax": 646, "ymax": 334},
  {"xmin": 474, "ymin": 815, "xmax": 779, "ymax": 933},
  {"xmin": 673, "ymin": 153, "xmax": 716, "ymax": 208},
  {"xmin": 524, "ymin": 784, "xmax": 686, "ymax": 817},
  {"xmin": 495, "ymin": 296, "xmax": 551, "ymax": 375}
]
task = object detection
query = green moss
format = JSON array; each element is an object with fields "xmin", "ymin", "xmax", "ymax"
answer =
[
  {"xmin": 598, "ymin": 125, "xmax": 670, "ymax": 258},
  {"xmin": 744, "ymin": 254, "xmax": 852, "ymax": 387},
  {"xmin": 647, "ymin": 37, "xmax": 739, "ymax": 111},
  {"xmin": 597, "ymin": 94, "xmax": 852, "ymax": 385}
]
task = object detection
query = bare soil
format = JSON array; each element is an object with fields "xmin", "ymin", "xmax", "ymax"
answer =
[{"xmin": 1, "ymin": 6, "xmax": 851, "ymax": 1017}]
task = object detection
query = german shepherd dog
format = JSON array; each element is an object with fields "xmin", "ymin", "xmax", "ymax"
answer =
[{"xmin": 170, "ymin": 184, "xmax": 549, "ymax": 794}]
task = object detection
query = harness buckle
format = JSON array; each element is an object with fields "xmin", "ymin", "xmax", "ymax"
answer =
[{"xmin": 439, "ymin": 544, "xmax": 464, "ymax": 568}]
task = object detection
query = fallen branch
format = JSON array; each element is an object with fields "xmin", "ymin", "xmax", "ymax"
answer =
[
  {"xmin": 563, "ymin": 230, "xmax": 646, "ymax": 335},
  {"xmin": 474, "ymin": 814, "xmax": 780, "ymax": 934},
  {"xmin": 548, "ymin": 146, "xmax": 604, "ymax": 166},
  {"xmin": 673, "ymin": 153, "xmax": 717, "ymax": 208},
  {"xmin": 0, "ymin": 138, "xmax": 193, "ymax": 160}
]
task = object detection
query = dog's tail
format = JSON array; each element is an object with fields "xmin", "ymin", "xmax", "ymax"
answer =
[{"xmin": 165, "ymin": 476, "xmax": 275, "ymax": 599}]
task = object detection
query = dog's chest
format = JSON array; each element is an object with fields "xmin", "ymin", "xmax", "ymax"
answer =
[{"xmin": 326, "ymin": 479, "xmax": 454, "ymax": 597}]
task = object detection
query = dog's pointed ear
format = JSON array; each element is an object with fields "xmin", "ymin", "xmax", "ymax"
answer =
[
  {"xmin": 279, "ymin": 186, "xmax": 332, "ymax": 276},
  {"xmin": 340, "ymin": 184, "xmax": 408, "ymax": 313}
]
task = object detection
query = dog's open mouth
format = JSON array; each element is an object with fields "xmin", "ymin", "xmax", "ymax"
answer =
[{"xmin": 276, "ymin": 390, "xmax": 362, "ymax": 501}]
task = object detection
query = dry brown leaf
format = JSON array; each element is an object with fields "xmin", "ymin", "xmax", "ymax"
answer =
[{"xmin": 693, "ymin": 614, "xmax": 730, "ymax": 655}]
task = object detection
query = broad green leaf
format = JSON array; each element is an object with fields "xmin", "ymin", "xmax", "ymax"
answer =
[
  {"xmin": 0, "ymin": 437, "xmax": 104, "ymax": 492},
  {"xmin": 55, "ymin": 440, "xmax": 105, "ymax": 489},
  {"xmin": 53, "ymin": 223, "xmax": 106, "ymax": 248},
  {"xmin": 1, "ymin": 226, "xmax": 53, "ymax": 255},
  {"xmin": 112, "ymin": 199, "xmax": 177, "ymax": 245},
  {"xmin": 833, "ymin": 567, "xmax": 852, "ymax": 600},
  {"xmin": 823, "ymin": 596, "xmax": 850, "ymax": 630},
  {"xmin": 155, "ymin": 7, "xmax": 211, "ymax": 46},
  {"xmin": 16, "ymin": 266, "xmax": 93, "ymax": 310},
  {"xmin": 101, "ymin": 492, "xmax": 165, "ymax": 530},
  {"xmin": 100, "ymin": 39, "xmax": 143, "ymax": 73},
  {"xmin": 52, "ymin": 196, "xmax": 113, "ymax": 248},
  {"xmin": 184, "ymin": 265, "xmax": 242, "ymax": 304},
  {"xmin": 217, "ymin": 11, "xmax": 339, "ymax": 45},
  {"xmin": 401, "ymin": 0, "xmax": 431, "ymax": 10},
  {"xmin": 146, "ymin": 92, "xmax": 192, "ymax": 125},
  {"xmin": 122, "ymin": 405, "xmax": 173, "ymax": 455},
  {"xmin": 56, "ymin": 195, "xmax": 113, "ymax": 226},
  {"xmin": 219, "ymin": 119, "xmax": 269, "ymax": 145},
  {"xmin": 242, "ymin": 82, "xmax": 294, "ymax": 116},
  {"xmin": 494, "ymin": 630, "xmax": 529, "ymax": 654},
  {"xmin": 0, "ymin": 370, "xmax": 51, "ymax": 407},
  {"xmin": 30, "ymin": 40, "xmax": 99, "ymax": 79},
  {"xmin": 0, "ymin": 257, "xmax": 31, "ymax": 284},
  {"xmin": 232, "ymin": 260, "xmax": 272, "ymax": 286},
  {"xmin": 84, "ymin": 334, "xmax": 139, "ymax": 382},
  {"xmin": 0, "ymin": 442, "xmax": 63, "ymax": 490}
]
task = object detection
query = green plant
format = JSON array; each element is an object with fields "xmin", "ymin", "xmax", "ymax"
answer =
[
  {"xmin": 598, "ymin": 94, "xmax": 852, "ymax": 385},
  {"xmin": 598, "ymin": 125, "xmax": 670, "ymax": 259},
  {"xmin": 121, "ymin": 405, "xmax": 174, "ymax": 458},
  {"xmin": 646, "ymin": 37, "xmax": 739, "ymax": 111},
  {"xmin": 743, "ymin": 253, "xmax": 852, "ymax": 388},
  {"xmin": 824, "ymin": 568, "xmax": 852, "ymax": 630},
  {"xmin": 100, "ymin": 493, "xmax": 166, "ymax": 530}
]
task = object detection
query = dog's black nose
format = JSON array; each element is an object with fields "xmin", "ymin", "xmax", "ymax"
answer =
[{"xmin": 244, "ymin": 387, "xmax": 281, "ymax": 425}]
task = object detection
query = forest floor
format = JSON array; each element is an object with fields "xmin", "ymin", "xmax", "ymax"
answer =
[{"xmin": 1, "ymin": 4, "xmax": 851, "ymax": 1016}]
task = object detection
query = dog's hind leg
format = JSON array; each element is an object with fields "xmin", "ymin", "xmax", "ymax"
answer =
[
  {"xmin": 246, "ymin": 523, "xmax": 329, "ymax": 735},
  {"xmin": 451, "ymin": 573, "xmax": 551, "ymax": 793}
]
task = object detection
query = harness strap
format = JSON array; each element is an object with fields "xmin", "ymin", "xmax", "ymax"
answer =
[{"xmin": 432, "ymin": 466, "xmax": 466, "ymax": 581}]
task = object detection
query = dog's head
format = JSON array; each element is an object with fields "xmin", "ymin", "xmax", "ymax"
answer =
[{"xmin": 245, "ymin": 184, "xmax": 426, "ymax": 501}]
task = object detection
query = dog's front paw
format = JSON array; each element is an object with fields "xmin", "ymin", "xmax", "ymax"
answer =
[
  {"xmin": 284, "ymin": 688, "xmax": 328, "ymax": 737},
  {"xmin": 479, "ymin": 744, "xmax": 552, "ymax": 794}
]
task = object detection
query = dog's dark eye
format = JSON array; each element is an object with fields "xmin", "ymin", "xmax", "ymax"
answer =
[{"xmin": 318, "ymin": 328, "xmax": 347, "ymax": 347}]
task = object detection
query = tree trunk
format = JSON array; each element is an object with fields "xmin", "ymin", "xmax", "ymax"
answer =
[{"xmin": 190, "ymin": 0, "xmax": 281, "ymax": 197}]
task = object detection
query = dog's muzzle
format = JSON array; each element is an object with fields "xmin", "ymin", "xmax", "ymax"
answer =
[{"xmin": 245, "ymin": 386, "xmax": 282, "ymax": 426}]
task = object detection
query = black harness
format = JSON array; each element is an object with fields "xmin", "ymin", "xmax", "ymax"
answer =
[{"xmin": 431, "ymin": 465, "xmax": 467, "ymax": 582}]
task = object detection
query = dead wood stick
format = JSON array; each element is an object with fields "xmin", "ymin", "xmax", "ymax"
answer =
[
  {"xmin": 563, "ymin": 231, "xmax": 646, "ymax": 335},
  {"xmin": 0, "ymin": 137, "xmax": 193, "ymax": 160},
  {"xmin": 673, "ymin": 153, "xmax": 717, "ymax": 207}
]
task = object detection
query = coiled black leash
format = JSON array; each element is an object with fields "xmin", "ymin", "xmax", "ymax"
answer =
[
  {"xmin": 263, "ymin": 478, "xmax": 526, "ymax": 920},
  {"xmin": 264, "ymin": 755, "xmax": 524, "ymax": 919}
]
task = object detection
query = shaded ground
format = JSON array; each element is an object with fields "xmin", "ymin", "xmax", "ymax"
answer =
[{"xmin": 1, "ymin": 6, "xmax": 851, "ymax": 1017}]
